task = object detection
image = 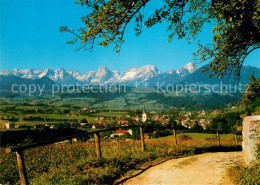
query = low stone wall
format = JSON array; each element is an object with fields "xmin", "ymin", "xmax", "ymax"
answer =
[{"xmin": 242, "ymin": 116, "xmax": 260, "ymax": 166}]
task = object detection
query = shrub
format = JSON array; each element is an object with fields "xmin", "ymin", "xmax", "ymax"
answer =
[
  {"xmin": 179, "ymin": 134, "xmax": 193, "ymax": 140},
  {"xmin": 228, "ymin": 148, "xmax": 260, "ymax": 184},
  {"xmin": 228, "ymin": 162, "xmax": 260, "ymax": 185}
]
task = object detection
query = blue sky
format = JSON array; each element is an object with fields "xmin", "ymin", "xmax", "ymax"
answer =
[{"xmin": 1, "ymin": 0, "xmax": 259, "ymax": 73}]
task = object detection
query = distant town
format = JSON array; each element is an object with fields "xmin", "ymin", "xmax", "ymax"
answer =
[{"xmin": 0, "ymin": 102, "xmax": 239, "ymax": 142}]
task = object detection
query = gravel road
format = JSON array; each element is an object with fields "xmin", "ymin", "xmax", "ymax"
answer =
[{"xmin": 124, "ymin": 152, "xmax": 242, "ymax": 185}]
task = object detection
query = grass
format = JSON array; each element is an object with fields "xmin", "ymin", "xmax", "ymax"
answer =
[
  {"xmin": 228, "ymin": 148, "xmax": 260, "ymax": 185},
  {"xmin": 228, "ymin": 162, "xmax": 260, "ymax": 185},
  {"xmin": 174, "ymin": 156, "xmax": 198, "ymax": 168},
  {"xmin": 0, "ymin": 113, "xmax": 97, "ymax": 125},
  {"xmin": 0, "ymin": 128, "xmax": 29, "ymax": 132},
  {"xmin": 92, "ymin": 111, "xmax": 128, "ymax": 117},
  {"xmin": 0, "ymin": 136, "xmax": 241, "ymax": 185},
  {"xmin": 163, "ymin": 132, "xmax": 241, "ymax": 141}
]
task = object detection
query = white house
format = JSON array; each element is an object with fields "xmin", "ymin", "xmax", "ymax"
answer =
[{"xmin": 5, "ymin": 122, "xmax": 15, "ymax": 129}]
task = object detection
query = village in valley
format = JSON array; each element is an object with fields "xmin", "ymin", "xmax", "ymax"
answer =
[
  {"xmin": 1, "ymin": 0, "xmax": 259, "ymax": 184},
  {"xmin": 0, "ymin": 101, "xmax": 232, "ymax": 142}
]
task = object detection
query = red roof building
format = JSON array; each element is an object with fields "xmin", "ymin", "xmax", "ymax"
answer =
[{"xmin": 115, "ymin": 130, "xmax": 128, "ymax": 134}]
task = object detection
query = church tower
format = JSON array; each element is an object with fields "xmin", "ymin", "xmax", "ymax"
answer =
[{"xmin": 142, "ymin": 106, "xmax": 147, "ymax": 123}]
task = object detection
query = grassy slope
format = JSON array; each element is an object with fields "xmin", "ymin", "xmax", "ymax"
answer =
[
  {"xmin": 0, "ymin": 135, "xmax": 241, "ymax": 185},
  {"xmin": 0, "ymin": 86, "xmax": 242, "ymax": 111},
  {"xmin": 177, "ymin": 133, "xmax": 241, "ymax": 140}
]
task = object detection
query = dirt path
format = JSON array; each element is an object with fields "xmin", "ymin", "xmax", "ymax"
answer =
[{"xmin": 124, "ymin": 152, "xmax": 242, "ymax": 185}]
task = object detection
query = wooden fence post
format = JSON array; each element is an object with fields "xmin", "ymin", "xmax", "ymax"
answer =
[
  {"xmin": 235, "ymin": 133, "xmax": 238, "ymax": 145},
  {"xmin": 173, "ymin": 129, "xmax": 177, "ymax": 145},
  {"xmin": 216, "ymin": 132, "xmax": 221, "ymax": 145},
  {"xmin": 16, "ymin": 150, "xmax": 29, "ymax": 185},
  {"xmin": 139, "ymin": 127, "xmax": 145, "ymax": 151},
  {"xmin": 94, "ymin": 132, "xmax": 102, "ymax": 159}
]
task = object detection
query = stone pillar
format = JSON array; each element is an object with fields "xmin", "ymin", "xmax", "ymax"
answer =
[{"xmin": 242, "ymin": 116, "xmax": 260, "ymax": 166}]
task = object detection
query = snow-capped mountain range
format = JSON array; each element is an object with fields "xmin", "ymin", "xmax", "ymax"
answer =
[{"xmin": 0, "ymin": 63, "xmax": 198, "ymax": 85}]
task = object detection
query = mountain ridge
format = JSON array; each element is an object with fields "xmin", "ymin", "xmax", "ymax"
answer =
[
  {"xmin": 0, "ymin": 63, "xmax": 196, "ymax": 85},
  {"xmin": 0, "ymin": 63, "xmax": 259, "ymax": 86}
]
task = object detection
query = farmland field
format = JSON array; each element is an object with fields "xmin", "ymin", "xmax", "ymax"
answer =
[{"xmin": 0, "ymin": 86, "xmax": 243, "ymax": 111}]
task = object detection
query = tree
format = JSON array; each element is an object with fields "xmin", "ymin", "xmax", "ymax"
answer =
[
  {"xmin": 208, "ymin": 111, "xmax": 242, "ymax": 133},
  {"xmin": 60, "ymin": 0, "xmax": 260, "ymax": 80},
  {"xmin": 193, "ymin": 121, "xmax": 202, "ymax": 132},
  {"xmin": 198, "ymin": 0, "xmax": 260, "ymax": 81},
  {"xmin": 54, "ymin": 123, "xmax": 71, "ymax": 130},
  {"xmin": 128, "ymin": 119, "xmax": 140, "ymax": 140},
  {"xmin": 80, "ymin": 118, "xmax": 88, "ymax": 123},
  {"xmin": 169, "ymin": 116, "xmax": 177, "ymax": 128},
  {"xmin": 240, "ymin": 72, "xmax": 260, "ymax": 106},
  {"xmin": 239, "ymin": 72, "xmax": 260, "ymax": 114}
]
